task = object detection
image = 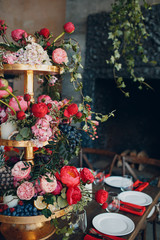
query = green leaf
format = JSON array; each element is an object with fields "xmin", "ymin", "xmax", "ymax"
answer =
[
  {"xmin": 16, "ymin": 134, "xmax": 23, "ymax": 141},
  {"xmin": 57, "ymin": 196, "xmax": 68, "ymax": 208},
  {"xmin": 20, "ymin": 127, "xmax": 30, "ymax": 138}
]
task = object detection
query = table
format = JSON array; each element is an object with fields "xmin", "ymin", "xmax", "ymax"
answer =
[{"xmin": 49, "ymin": 184, "xmax": 160, "ymax": 240}]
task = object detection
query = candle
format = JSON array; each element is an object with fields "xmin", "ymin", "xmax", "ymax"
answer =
[{"xmin": 1, "ymin": 121, "xmax": 17, "ymax": 139}]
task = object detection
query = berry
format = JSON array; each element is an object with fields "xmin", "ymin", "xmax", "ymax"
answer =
[
  {"xmin": 10, "ymin": 208, "xmax": 15, "ymax": 213},
  {"xmin": 18, "ymin": 200, "xmax": 24, "ymax": 206}
]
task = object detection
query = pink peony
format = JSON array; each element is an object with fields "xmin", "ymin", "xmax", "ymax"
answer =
[
  {"xmin": 11, "ymin": 161, "xmax": 31, "ymax": 180},
  {"xmin": 52, "ymin": 48, "xmax": 68, "ymax": 64},
  {"xmin": 0, "ymin": 86, "xmax": 12, "ymax": 98},
  {"xmin": 8, "ymin": 96, "xmax": 28, "ymax": 112},
  {"xmin": 17, "ymin": 181, "xmax": 34, "ymax": 200},
  {"xmin": 64, "ymin": 22, "xmax": 75, "ymax": 34},
  {"xmin": 40, "ymin": 173, "xmax": 57, "ymax": 193},
  {"xmin": 11, "ymin": 29, "xmax": 27, "ymax": 42},
  {"xmin": 37, "ymin": 95, "xmax": 51, "ymax": 103},
  {"xmin": 51, "ymin": 181, "xmax": 63, "ymax": 195}
]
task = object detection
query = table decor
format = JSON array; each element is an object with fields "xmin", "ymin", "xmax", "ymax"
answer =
[{"xmin": 0, "ymin": 19, "xmax": 114, "ymax": 240}]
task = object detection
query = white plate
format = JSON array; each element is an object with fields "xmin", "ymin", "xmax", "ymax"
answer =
[
  {"xmin": 92, "ymin": 213, "xmax": 135, "ymax": 236},
  {"xmin": 104, "ymin": 176, "xmax": 129, "ymax": 188},
  {"xmin": 147, "ymin": 206, "xmax": 155, "ymax": 218},
  {"xmin": 118, "ymin": 191, "xmax": 152, "ymax": 206}
]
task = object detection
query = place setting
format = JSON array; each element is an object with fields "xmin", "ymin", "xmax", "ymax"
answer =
[{"xmin": 84, "ymin": 174, "xmax": 154, "ymax": 240}]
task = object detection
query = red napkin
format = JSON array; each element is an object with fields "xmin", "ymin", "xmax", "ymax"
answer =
[
  {"xmin": 120, "ymin": 200, "xmax": 146, "ymax": 216},
  {"xmin": 105, "ymin": 173, "xmax": 110, "ymax": 178},
  {"xmin": 84, "ymin": 228, "xmax": 126, "ymax": 240},
  {"xmin": 133, "ymin": 180, "xmax": 149, "ymax": 191}
]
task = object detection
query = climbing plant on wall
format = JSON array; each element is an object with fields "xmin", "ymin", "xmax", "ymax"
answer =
[{"xmin": 106, "ymin": 0, "xmax": 153, "ymax": 97}]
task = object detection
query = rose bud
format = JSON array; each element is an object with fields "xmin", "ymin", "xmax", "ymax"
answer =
[
  {"xmin": 24, "ymin": 93, "xmax": 31, "ymax": 102},
  {"xmin": 0, "ymin": 78, "xmax": 8, "ymax": 90},
  {"xmin": 39, "ymin": 28, "xmax": 50, "ymax": 38},
  {"xmin": 17, "ymin": 111, "xmax": 26, "ymax": 120},
  {"xmin": 63, "ymin": 22, "xmax": 75, "ymax": 34},
  {"xmin": 76, "ymin": 111, "xmax": 82, "ymax": 119}
]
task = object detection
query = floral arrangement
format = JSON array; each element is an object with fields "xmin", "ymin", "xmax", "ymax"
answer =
[{"xmin": 0, "ymin": 20, "xmax": 113, "ymax": 239}]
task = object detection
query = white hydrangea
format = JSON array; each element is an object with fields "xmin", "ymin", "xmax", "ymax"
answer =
[{"xmin": 15, "ymin": 42, "xmax": 52, "ymax": 65}]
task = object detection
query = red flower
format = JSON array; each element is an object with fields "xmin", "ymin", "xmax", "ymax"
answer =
[
  {"xmin": 60, "ymin": 166, "xmax": 80, "ymax": 187},
  {"xmin": 24, "ymin": 93, "xmax": 31, "ymax": 101},
  {"xmin": 39, "ymin": 28, "xmax": 50, "ymax": 38},
  {"xmin": 76, "ymin": 111, "xmax": 82, "ymax": 119},
  {"xmin": 95, "ymin": 189, "xmax": 108, "ymax": 204},
  {"xmin": 11, "ymin": 29, "xmax": 27, "ymax": 42},
  {"xmin": 64, "ymin": 103, "xmax": 78, "ymax": 118},
  {"xmin": 66, "ymin": 186, "xmax": 82, "ymax": 205},
  {"xmin": 64, "ymin": 22, "xmax": 75, "ymax": 34},
  {"xmin": 80, "ymin": 168, "xmax": 94, "ymax": 184},
  {"xmin": 17, "ymin": 111, "xmax": 26, "ymax": 120},
  {"xmin": 31, "ymin": 102, "xmax": 48, "ymax": 118}
]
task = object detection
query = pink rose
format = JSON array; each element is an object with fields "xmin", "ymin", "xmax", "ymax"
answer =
[
  {"xmin": 39, "ymin": 28, "xmax": 50, "ymax": 38},
  {"xmin": 60, "ymin": 166, "xmax": 80, "ymax": 187},
  {"xmin": 0, "ymin": 86, "xmax": 12, "ymax": 98},
  {"xmin": 64, "ymin": 22, "xmax": 75, "ymax": 34},
  {"xmin": 52, "ymin": 48, "xmax": 68, "ymax": 64},
  {"xmin": 17, "ymin": 181, "xmax": 34, "ymax": 200},
  {"xmin": 37, "ymin": 95, "xmax": 51, "ymax": 103},
  {"xmin": 11, "ymin": 29, "xmax": 27, "ymax": 42},
  {"xmin": 64, "ymin": 103, "xmax": 78, "ymax": 118},
  {"xmin": 8, "ymin": 96, "xmax": 28, "ymax": 112}
]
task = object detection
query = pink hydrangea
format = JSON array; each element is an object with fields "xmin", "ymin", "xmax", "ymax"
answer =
[
  {"xmin": 8, "ymin": 96, "xmax": 28, "ymax": 112},
  {"xmin": 11, "ymin": 29, "xmax": 27, "ymax": 42},
  {"xmin": 52, "ymin": 48, "xmax": 68, "ymax": 64},
  {"xmin": 17, "ymin": 181, "xmax": 34, "ymax": 200},
  {"xmin": 37, "ymin": 95, "xmax": 51, "ymax": 103}
]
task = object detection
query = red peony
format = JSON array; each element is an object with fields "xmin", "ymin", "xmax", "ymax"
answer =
[
  {"xmin": 95, "ymin": 189, "xmax": 108, "ymax": 204},
  {"xmin": 80, "ymin": 168, "xmax": 94, "ymax": 184},
  {"xmin": 60, "ymin": 166, "xmax": 80, "ymax": 187},
  {"xmin": 39, "ymin": 28, "xmax": 50, "ymax": 38},
  {"xmin": 24, "ymin": 93, "xmax": 31, "ymax": 101},
  {"xmin": 66, "ymin": 186, "xmax": 82, "ymax": 205},
  {"xmin": 52, "ymin": 48, "xmax": 68, "ymax": 64},
  {"xmin": 64, "ymin": 22, "xmax": 75, "ymax": 34},
  {"xmin": 17, "ymin": 111, "xmax": 26, "ymax": 120},
  {"xmin": 64, "ymin": 103, "xmax": 78, "ymax": 118},
  {"xmin": 31, "ymin": 102, "xmax": 48, "ymax": 118},
  {"xmin": 76, "ymin": 111, "xmax": 82, "ymax": 119},
  {"xmin": 11, "ymin": 29, "xmax": 27, "ymax": 42}
]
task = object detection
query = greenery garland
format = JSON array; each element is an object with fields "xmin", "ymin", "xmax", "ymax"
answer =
[{"xmin": 106, "ymin": 0, "xmax": 152, "ymax": 97}]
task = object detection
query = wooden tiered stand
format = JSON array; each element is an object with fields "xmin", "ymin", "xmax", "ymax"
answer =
[{"xmin": 0, "ymin": 64, "xmax": 71, "ymax": 240}]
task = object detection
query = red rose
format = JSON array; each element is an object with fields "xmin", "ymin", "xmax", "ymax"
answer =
[
  {"xmin": 95, "ymin": 189, "xmax": 108, "ymax": 204},
  {"xmin": 11, "ymin": 29, "xmax": 27, "ymax": 42},
  {"xmin": 31, "ymin": 102, "xmax": 48, "ymax": 118},
  {"xmin": 17, "ymin": 111, "xmax": 26, "ymax": 120},
  {"xmin": 66, "ymin": 186, "xmax": 82, "ymax": 205},
  {"xmin": 24, "ymin": 93, "xmax": 31, "ymax": 101},
  {"xmin": 80, "ymin": 168, "xmax": 94, "ymax": 184},
  {"xmin": 64, "ymin": 22, "xmax": 75, "ymax": 34},
  {"xmin": 39, "ymin": 28, "xmax": 50, "ymax": 38},
  {"xmin": 60, "ymin": 166, "xmax": 80, "ymax": 187},
  {"xmin": 76, "ymin": 111, "xmax": 82, "ymax": 119},
  {"xmin": 64, "ymin": 103, "xmax": 78, "ymax": 118}
]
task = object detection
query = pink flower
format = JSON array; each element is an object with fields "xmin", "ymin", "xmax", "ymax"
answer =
[
  {"xmin": 17, "ymin": 181, "xmax": 35, "ymax": 200},
  {"xmin": 8, "ymin": 96, "xmax": 28, "ymax": 112},
  {"xmin": 0, "ymin": 86, "xmax": 12, "ymax": 98},
  {"xmin": 37, "ymin": 95, "xmax": 51, "ymax": 103},
  {"xmin": 11, "ymin": 29, "xmax": 27, "ymax": 42},
  {"xmin": 51, "ymin": 181, "xmax": 62, "ymax": 195},
  {"xmin": 3, "ymin": 52, "xmax": 17, "ymax": 64},
  {"xmin": 52, "ymin": 48, "xmax": 68, "ymax": 64},
  {"xmin": 40, "ymin": 173, "xmax": 57, "ymax": 193},
  {"xmin": 64, "ymin": 22, "xmax": 75, "ymax": 34},
  {"xmin": 48, "ymin": 76, "xmax": 58, "ymax": 86},
  {"xmin": 11, "ymin": 161, "xmax": 31, "ymax": 180},
  {"xmin": 0, "ymin": 106, "xmax": 7, "ymax": 123}
]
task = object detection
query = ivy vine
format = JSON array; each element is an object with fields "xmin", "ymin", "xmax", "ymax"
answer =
[{"xmin": 106, "ymin": 0, "xmax": 153, "ymax": 97}]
